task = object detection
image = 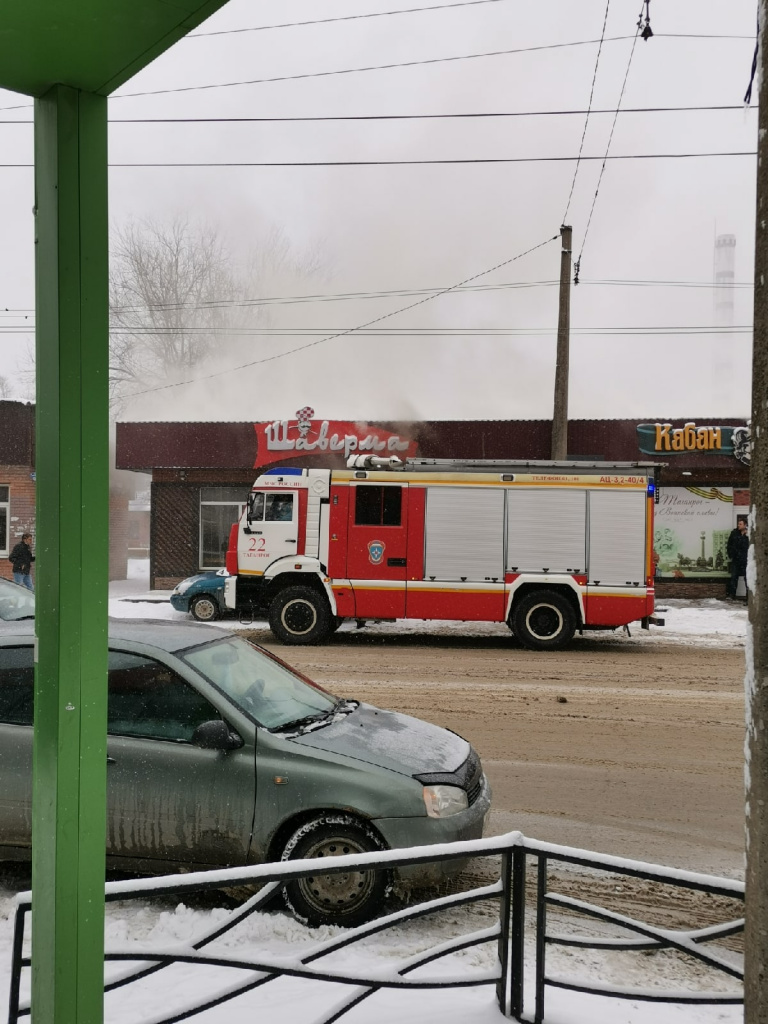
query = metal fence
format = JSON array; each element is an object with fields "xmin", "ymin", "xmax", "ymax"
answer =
[{"xmin": 7, "ymin": 831, "xmax": 745, "ymax": 1024}]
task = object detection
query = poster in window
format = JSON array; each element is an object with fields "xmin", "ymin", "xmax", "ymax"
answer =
[{"xmin": 654, "ymin": 486, "xmax": 733, "ymax": 578}]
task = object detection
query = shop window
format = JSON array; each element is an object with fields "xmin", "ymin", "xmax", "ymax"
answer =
[
  {"xmin": 0, "ymin": 486, "xmax": 8, "ymax": 557},
  {"xmin": 200, "ymin": 487, "xmax": 247, "ymax": 570},
  {"xmin": 355, "ymin": 485, "xmax": 402, "ymax": 527}
]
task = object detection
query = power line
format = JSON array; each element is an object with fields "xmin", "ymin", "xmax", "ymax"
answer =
[
  {"xmin": 71, "ymin": 151, "xmax": 768, "ymax": 165},
  {"xmin": 563, "ymin": 0, "xmax": 611, "ymax": 222},
  {"xmin": 0, "ymin": 152, "xmax": 754, "ymax": 169},
  {"xmin": 0, "ymin": 104, "xmax": 756, "ymax": 126},
  {"xmin": 113, "ymin": 34, "xmax": 765, "ymax": 99},
  {"xmin": 188, "ymin": 0, "xmax": 513, "ymax": 37},
  {"xmin": 185, "ymin": 4, "xmax": 756, "ymax": 41},
  {"xmin": 122, "ymin": 234, "xmax": 559, "ymax": 397},
  {"xmin": 2, "ymin": 326, "xmax": 748, "ymax": 336},
  {"xmin": 102, "ymin": 279, "xmax": 564, "ymax": 313},
  {"xmin": 574, "ymin": 7, "xmax": 641, "ymax": 282},
  {"xmin": 117, "ymin": 37, "xmax": 637, "ymax": 98},
  {"xmin": 0, "ymin": 276, "xmax": 756, "ymax": 318},
  {"xmin": 0, "ymin": 32, "xmax": 753, "ymax": 114},
  {"xmin": 121, "ymin": 327, "xmax": 752, "ymax": 335},
  {"xmin": 76, "ymin": 325, "xmax": 768, "ymax": 334}
]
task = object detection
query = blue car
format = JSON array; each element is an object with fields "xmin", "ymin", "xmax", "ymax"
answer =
[{"xmin": 170, "ymin": 569, "xmax": 229, "ymax": 622}]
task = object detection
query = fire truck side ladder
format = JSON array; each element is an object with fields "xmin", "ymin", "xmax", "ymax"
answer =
[
  {"xmin": 347, "ymin": 455, "xmax": 662, "ymax": 474},
  {"xmin": 403, "ymin": 458, "xmax": 661, "ymax": 472}
]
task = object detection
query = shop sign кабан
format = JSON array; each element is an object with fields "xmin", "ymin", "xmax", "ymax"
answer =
[{"xmin": 637, "ymin": 422, "xmax": 750, "ymax": 463}]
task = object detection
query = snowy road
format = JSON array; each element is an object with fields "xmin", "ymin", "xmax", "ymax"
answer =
[{"xmin": 110, "ymin": 574, "xmax": 748, "ymax": 876}]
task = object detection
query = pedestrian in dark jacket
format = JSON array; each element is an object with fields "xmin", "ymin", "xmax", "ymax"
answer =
[
  {"xmin": 727, "ymin": 518, "xmax": 749, "ymax": 598},
  {"xmin": 9, "ymin": 533, "xmax": 34, "ymax": 591}
]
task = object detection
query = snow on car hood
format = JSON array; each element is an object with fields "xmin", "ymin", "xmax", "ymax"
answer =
[{"xmin": 287, "ymin": 702, "xmax": 469, "ymax": 776}]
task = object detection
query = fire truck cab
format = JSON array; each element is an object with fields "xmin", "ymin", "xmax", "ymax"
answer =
[{"xmin": 225, "ymin": 457, "xmax": 662, "ymax": 650}]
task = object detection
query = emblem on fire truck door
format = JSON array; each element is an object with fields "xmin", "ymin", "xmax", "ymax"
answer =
[{"xmin": 368, "ymin": 540, "xmax": 385, "ymax": 565}]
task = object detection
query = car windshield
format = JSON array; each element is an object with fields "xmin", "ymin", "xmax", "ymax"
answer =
[
  {"xmin": 0, "ymin": 578, "xmax": 35, "ymax": 621},
  {"xmin": 181, "ymin": 635, "xmax": 338, "ymax": 730}
]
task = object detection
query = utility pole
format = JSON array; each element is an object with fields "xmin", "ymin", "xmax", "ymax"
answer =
[
  {"xmin": 746, "ymin": 12, "xmax": 768, "ymax": 1023},
  {"xmin": 551, "ymin": 224, "xmax": 572, "ymax": 460}
]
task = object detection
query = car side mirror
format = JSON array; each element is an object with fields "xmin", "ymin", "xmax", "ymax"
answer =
[{"xmin": 192, "ymin": 719, "xmax": 243, "ymax": 751}]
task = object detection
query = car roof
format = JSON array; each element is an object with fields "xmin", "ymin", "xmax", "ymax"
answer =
[
  {"xmin": 0, "ymin": 618, "xmax": 236, "ymax": 653},
  {"xmin": 0, "ymin": 577, "xmax": 29, "ymax": 592}
]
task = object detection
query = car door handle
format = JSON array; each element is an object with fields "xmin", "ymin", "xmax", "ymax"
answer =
[
  {"xmin": 285, "ymin": 538, "xmax": 296, "ymax": 543},
  {"xmin": 387, "ymin": 557, "xmax": 407, "ymax": 567},
  {"xmin": 107, "ymin": 756, "xmax": 116, "ymax": 765}
]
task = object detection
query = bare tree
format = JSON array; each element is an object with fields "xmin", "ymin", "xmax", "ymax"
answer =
[
  {"xmin": 108, "ymin": 218, "xmax": 325, "ymax": 410},
  {"xmin": 109, "ymin": 219, "xmax": 245, "ymax": 406}
]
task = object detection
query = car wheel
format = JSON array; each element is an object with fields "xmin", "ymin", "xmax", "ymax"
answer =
[
  {"xmin": 280, "ymin": 814, "xmax": 390, "ymax": 927},
  {"xmin": 190, "ymin": 594, "xmax": 219, "ymax": 622},
  {"xmin": 511, "ymin": 589, "xmax": 576, "ymax": 651},
  {"xmin": 268, "ymin": 586, "xmax": 332, "ymax": 645}
]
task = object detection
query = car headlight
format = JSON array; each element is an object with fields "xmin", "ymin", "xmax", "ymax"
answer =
[{"xmin": 422, "ymin": 784, "xmax": 468, "ymax": 818}]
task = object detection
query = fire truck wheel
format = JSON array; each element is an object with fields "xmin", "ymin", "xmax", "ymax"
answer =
[
  {"xmin": 269, "ymin": 586, "xmax": 333, "ymax": 645},
  {"xmin": 512, "ymin": 590, "xmax": 576, "ymax": 651},
  {"xmin": 330, "ymin": 616, "xmax": 343, "ymax": 632},
  {"xmin": 281, "ymin": 814, "xmax": 390, "ymax": 927},
  {"xmin": 190, "ymin": 594, "xmax": 219, "ymax": 622}
]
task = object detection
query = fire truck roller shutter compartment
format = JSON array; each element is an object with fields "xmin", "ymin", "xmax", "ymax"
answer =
[
  {"xmin": 417, "ymin": 486, "xmax": 506, "ymax": 620},
  {"xmin": 587, "ymin": 489, "xmax": 648, "ymax": 626},
  {"xmin": 506, "ymin": 488, "xmax": 587, "ymax": 573}
]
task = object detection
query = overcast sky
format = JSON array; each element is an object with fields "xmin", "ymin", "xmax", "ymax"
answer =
[{"xmin": 0, "ymin": 0, "xmax": 758, "ymax": 423}]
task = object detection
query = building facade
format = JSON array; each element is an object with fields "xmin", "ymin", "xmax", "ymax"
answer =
[
  {"xmin": 0, "ymin": 402, "xmax": 36, "ymax": 580},
  {"xmin": 115, "ymin": 413, "xmax": 751, "ymax": 597},
  {"xmin": 0, "ymin": 401, "xmax": 144, "ymax": 583}
]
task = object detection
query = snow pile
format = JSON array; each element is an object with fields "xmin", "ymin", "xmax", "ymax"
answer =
[
  {"xmin": 313, "ymin": 600, "xmax": 748, "ymax": 650},
  {"xmin": 108, "ymin": 567, "xmax": 748, "ymax": 650},
  {"xmin": 649, "ymin": 599, "xmax": 747, "ymax": 649},
  {"xmin": 3, "ymin": 884, "xmax": 743, "ymax": 1024}
]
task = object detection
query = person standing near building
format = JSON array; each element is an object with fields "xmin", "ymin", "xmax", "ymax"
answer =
[
  {"xmin": 727, "ymin": 517, "xmax": 749, "ymax": 599},
  {"xmin": 9, "ymin": 532, "xmax": 34, "ymax": 591}
]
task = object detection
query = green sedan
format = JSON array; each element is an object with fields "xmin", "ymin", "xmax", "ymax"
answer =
[{"xmin": 0, "ymin": 619, "xmax": 490, "ymax": 927}]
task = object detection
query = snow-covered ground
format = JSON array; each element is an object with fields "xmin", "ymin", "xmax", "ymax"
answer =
[
  {"xmin": 70, "ymin": 563, "xmax": 750, "ymax": 1021},
  {"xmin": 111, "ymin": 561, "xmax": 749, "ymax": 650},
  {"xmin": 647, "ymin": 599, "xmax": 747, "ymax": 649},
  {"xmin": 2, "ymin": 872, "xmax": 743, "ymax": 1024}
]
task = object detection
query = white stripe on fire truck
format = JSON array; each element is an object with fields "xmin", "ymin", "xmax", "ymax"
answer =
[
  {"xmin": 339, "ymin": 580, "xmax": 505, "ymax": 594},
  {"xmin": 585, "ymin": 587, "xmax": 648, "ymax": 598}
]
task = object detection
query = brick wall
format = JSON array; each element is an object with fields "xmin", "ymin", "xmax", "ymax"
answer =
[
  {"xmin": 0, "ymin": 466, "xmax": 36, "ymax": 582},
  {"xmin": 151, "ymin": 482, "xmax": 200, "ymax": 589},
  {"xmin": 1, "ymin": 466, "xmax": 141, "ymax": 584},
  {"xmin": 656, "ymin": 580, "xmax": 728, "ymax": 599}
]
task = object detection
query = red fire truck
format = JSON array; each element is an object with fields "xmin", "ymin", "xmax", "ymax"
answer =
[{"xmin": 224, "ymin": 457, "xmax": 663, "ymax": 650}]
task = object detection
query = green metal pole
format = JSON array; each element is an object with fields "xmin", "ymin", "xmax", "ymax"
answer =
[{"xmin": 33, "ymin": 84, "xmax": 109, "ymax": 1024}]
